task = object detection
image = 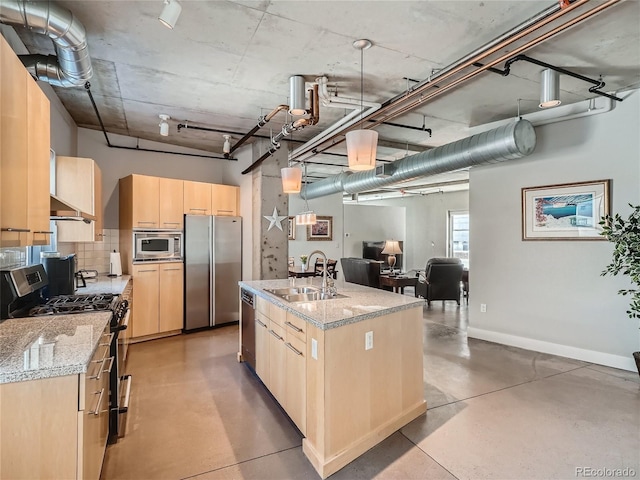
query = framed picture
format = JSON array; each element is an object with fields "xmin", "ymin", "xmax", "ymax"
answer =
[
  {"xmin": 522, "ymin": 179, "xmax": 610, "ymax": 240},
  {"xmin": 307, "ymin": 216, "xmax": 333, "ymax": 241},
  {"xmin": 288, "ymin": 217, "xmax": 296, "ymax": 240}
]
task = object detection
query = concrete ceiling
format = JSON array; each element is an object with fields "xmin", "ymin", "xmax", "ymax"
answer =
[{"xmin": 11, "ymin": 0, "xmax": 640, "ymax": 197}]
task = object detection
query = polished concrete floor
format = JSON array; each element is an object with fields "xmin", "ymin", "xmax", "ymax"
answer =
[{"xmin": 102, "ymin": 303, "xmax": 640, "ymax": 480}]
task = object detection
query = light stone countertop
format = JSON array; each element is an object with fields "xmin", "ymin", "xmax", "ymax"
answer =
[
  {"xmin": 239, "ymin": 278, "xmax": 423, "ymax": 331},
  {"xmin": 76, "ymin": 275, "xmax": 131, "ymax": 295},
  {"xmin": 0, "ymin": 312, "xmax": 111, "ymax": 384}
]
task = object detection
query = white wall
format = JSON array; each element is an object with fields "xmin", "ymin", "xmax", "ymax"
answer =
[
  {"xmin": 469, "ymin": 90, "xmax": 640, "ymax": 371},
  {"xmin": 288, "ymin": 192, "xmax": 344, "ymax": 266},
  {"xmin": 366, "ymin": 190, "xmax": 469, "ymax": 270},
  {"xmin": 78, "ymin": 128, "xmax": 228, "ymax": 228},
  {"xmin": 342, "ymin": 204, "xmax": 406, "ymax": 268}
]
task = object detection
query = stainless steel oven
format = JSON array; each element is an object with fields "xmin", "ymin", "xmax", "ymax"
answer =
[{"xmin": 133, "ymin": 230, "xmax": 183, "ymax": 263}]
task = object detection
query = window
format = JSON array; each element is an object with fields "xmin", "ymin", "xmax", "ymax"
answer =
[{"xmin": 448, "ymin": 211, "xmax": 469, "ymax": 268}]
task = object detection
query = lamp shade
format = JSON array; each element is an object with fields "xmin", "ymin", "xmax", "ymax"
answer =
[
  {"xmin": 281, "ymin": 166, "xmax": 302, "ymax": 194},
  {"xmin": 289, "ymin": 75, "xmax": 306, "ymax": 116},
  {"xmin": 539, "ymin": 68, "xmax": 561, "ymax": 108},
  {"xmin": 159, "ymin": 0, "xmax": 182, "ymax": 29},
  {"xmin": 381, "ymin": 240, "xmax": 402, "ymax": 255},
  {"xmin": 295, "ymin": 212, "xmax": 316, "ymax": 225},
  {"xmin": 346, "ymin": 129, "xmax": 378, "ymax": 171}
]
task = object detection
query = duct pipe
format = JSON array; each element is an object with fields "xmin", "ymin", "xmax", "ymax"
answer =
[
  {"xmin": 301, "ymin": 119, "xmax": 536, "ymax": 200},
  {"xmin": 227, "ymin": 104, "xmax": 289, "ymax": 157},
  {"xmin": 0, "ymin": 0, "xmax": 92, "ymax": 87}
]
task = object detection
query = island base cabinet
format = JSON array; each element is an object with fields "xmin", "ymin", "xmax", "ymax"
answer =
[
  {"xmin": 254, "ymin": 314, "xmax": 269, "ymax": 382},
  {"xmin": 267, "ymin": 320, "xmax": 286, "ymax": 405},
  {"xmin": 284, "ymin": 333, "xmax": 306, "ymax": 433},
  {"xmin": 303, "ymin": 307, "xmax": 426, "ymax": 479}
]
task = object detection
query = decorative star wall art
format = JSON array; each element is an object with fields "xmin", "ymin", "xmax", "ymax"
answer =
[{"xmin": 263, "ymin": 206, "xmax": 287, "ymax": 231}]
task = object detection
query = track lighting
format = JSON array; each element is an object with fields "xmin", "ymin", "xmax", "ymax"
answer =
[
  {"xmin": 159, "ymin": 0, "xmax": 182, "ymax": 29},
  {"xmin": 539, "ymin": 68, "xmax": 561, "ymax": 108},
  {"xmin": 289, "ymin": 75, "xmax": 306, "ymax": 116},
  {"xmin": 159, "ymin": 114, "xmax": 170, "ymax": 136},
  {"xmin": 222, "ymin": 135, "xmax": 231, "ymax": 154}
]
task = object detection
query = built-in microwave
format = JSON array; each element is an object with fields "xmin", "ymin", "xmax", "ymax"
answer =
[{"xmin": 133, "ymin": 230, "xmax": 183, "ymax": 263}]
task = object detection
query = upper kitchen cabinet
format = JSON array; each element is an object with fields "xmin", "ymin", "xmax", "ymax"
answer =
[
  {"xmin": 0, "ymin": 36, "xmax": 51, "ymax": 247},
  {"xmin": 211, "ymin": 184, "xmax": 239, "ymax": 216},
  {"xmin": 183, "ymin": 181, "xmax": 211, "ymax": 216},
  {"xmin": 55, "ymin": 157, "xmax": 103, "ymax": 242},
  {"xmin": 119, "ymin": 175, "xmax": 184, "ymax": 229}
]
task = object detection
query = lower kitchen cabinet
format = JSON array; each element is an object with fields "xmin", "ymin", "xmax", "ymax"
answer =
[
  {"xmin": 0, "ymin": 325, "xmax": 111, "ymax": 480},
  {"xmin": 253, "ymin": 298, "xmax": 306, "ymax": 434},
  {"xmin": 131, "ymin": 263, "xmax": 183, "ymax": 339}
]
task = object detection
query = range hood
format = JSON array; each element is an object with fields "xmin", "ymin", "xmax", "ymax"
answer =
[{"xmin": 50, "ymin": 194, "xmax": 95, "ymax": 223}]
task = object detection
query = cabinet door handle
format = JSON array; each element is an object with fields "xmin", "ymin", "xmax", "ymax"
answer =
[
  {"xmin": 285, "ymin": 342, "xmax": 303, "ymax": 356},
  {"xmin": 137, "ymin": 221, "xmax": 157, "ymax": 225},
  {"xmin": 216, "ymin": 210, "xmax": 233, "ymax": 213},
  {"xmin": 1, "ymin": 228, "xmax": 30, "ymax": 232},
  {"xmin": 285, "ymin": 321, "xmax": 303, "ymax": 333},
  {"xmin": 138, "ymin": 269, "xmax": 157, "ymax": 273},
  {"xmin": 33, "ymin": 230, "xmax": 54, "ymax": 234},
  {"xmin": 255, "ymin": 318, "xmax": 267, "ymax": 328},
  {"xmin": 189, "ymin": 208, "xmax": 207, "ymax": 212},
  {"xmin": 162, "ymin": 268, "xmax": 181, "ymax": 271},
  {"xmin": 89, "ymin": 388, "xmax": 105, "ymax": 416},
  {"xmin": 268, "ymin": 329, "xmax": 283, "ymax": 341},
  {"xmin": 163, "ymin": 222, "xmax": 180, "ymax": 225}
]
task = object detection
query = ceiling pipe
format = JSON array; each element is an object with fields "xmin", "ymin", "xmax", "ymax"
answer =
[
  {"xmin": 0, "ymin": 0, "xmax": 92, "ymax": 87},
  {"xmin": 226, "ymin": 104, "xmax": 289, "ymax": 157},
  {"xmin": 301, "ymin": 119, "xmax": 536, "ymax": 200},
  {"xmin": 291, "ymin": 0, "xmax": 618, "ymax": 162}
]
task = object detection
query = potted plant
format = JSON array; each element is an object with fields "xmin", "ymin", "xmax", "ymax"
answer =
[
  {"xmin": 300, "ymin": 255, "xmax": 308, "ymax": 271},
  {"xmin": 600, "ymin": 204, "xmax": 640, "ymax": 375}
]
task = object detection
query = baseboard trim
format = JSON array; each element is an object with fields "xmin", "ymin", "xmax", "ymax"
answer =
[{"xmin": 467, "ymin": 327, "xmax": 637, "ymax": 372}]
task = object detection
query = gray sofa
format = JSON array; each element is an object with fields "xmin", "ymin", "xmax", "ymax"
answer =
[{"xmin": 340, "ymin": 258, "xmax": 384, "ymax": 288}]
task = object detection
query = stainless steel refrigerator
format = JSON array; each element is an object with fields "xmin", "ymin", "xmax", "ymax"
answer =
[{"xmin": 184, "ymin": 215, "xmax": 242, "ymax": 331}]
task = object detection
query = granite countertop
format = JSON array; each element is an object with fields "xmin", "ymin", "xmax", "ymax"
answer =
[
  {"xmin": 0, "ymin": 312, "xmax": 111, "ymax": 384},
  {"xmin": 76, "ymin": 274, "xmax": 131, "ymax": 295},
  {"xmin": 239, "ymin": 278, "xmax": 423, "ymax": 331}
]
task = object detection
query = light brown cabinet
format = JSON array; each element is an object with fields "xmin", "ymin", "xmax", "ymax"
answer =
[
  {"xmin": 183, "ymin": 180, "xmax": 212, "ymax": 215},
  {"xmin": 0, "ymin": 324, "xmax": 111, "ymax": 480},
  {"xmin": 56, "ymin": 156, "xmax": 103, "ymax": 242},
  {"xmin": 211, "ymin": 184, "xmax": 239, "ymax": 216},
  {"xmin": 159, "ymin": 177, "xmax": 184, "ymax": 228},
  {"xmin": 129, "ymin": 174, "xmax": 160, "ymax": 228},
  {"xmin": 131, "ymin": 263, "xmax": 183, "ymax": 339},
  {"xmin": 120, "ymin": 175, "xmax": 184, "ymax": 229},
  {"xmin": 0, "ymin": 36, "xmax": 51, "ymax": 247}
]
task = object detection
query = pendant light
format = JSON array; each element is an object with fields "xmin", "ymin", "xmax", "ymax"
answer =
[
  {"xmin": 295, "ymin": 161, "xmax": 316, "ymax": 225},
  {"xmin": 539, "ymin": 68, "xmax": 561, "ymax": 108},
  {"xmin": 281, "ymin": 164, "xmax": 302, "ymax": 193},
  {"xmin": 346, "ymin": 39, "xmax": 378, "ymax": 171}
]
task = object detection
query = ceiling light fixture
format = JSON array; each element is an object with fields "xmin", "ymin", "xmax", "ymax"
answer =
[
  {"xmin": 281, "ymin": 165, "xmax": 302, "ymax": 194},
  {"xmin": 346, "ymin": 39, "xmax": 378, "ymax": 171},
  {"xmin": 295, "ymin": 162, "xmax": 316, "ymax": 225},
  {"xmin": 289, "ymin": 75, "xmax": 306, "ymax": 116},
  {"xmin": 539, "ymin": 68, "xmax": 561, "ymax": 108},
  {"xmin": 222, "ymin": 135, "xmax": 232, "ymax": 154},
  {"xmin": 159, "ymin": 0, "xmax": 182, "ymax": 29},
  {"xmin": 159, "ymin": 114, "xmax": 170, "ymax": 136}
]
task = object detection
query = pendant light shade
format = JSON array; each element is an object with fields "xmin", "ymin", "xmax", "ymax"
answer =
[
  {"xmin": 539, "ymin": 68, "xmax": 561, "ymax": 108},
  {"xmin": 295, "ymin": 212, "xmax": 317, "ymax": 225},
  {"xmin": 289, "ymin": 75, "xmax": 306, "ymax": 116},
  {"xmin": 346, "ymin": 129, "xmax": 378, "ymax": 171},
  {"xmin": 281, "ymin": 166, "xmax": 302, "ymax": 193}
]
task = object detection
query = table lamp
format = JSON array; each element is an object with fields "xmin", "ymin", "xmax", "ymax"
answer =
[{"xmin": 381, "ymin": 240, "xmax": 402, "ymax": 273}]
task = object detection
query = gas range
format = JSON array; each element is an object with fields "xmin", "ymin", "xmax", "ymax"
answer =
[{"xmin": 28, "ymin": 293, "xmax": 120, "ymax": 317}]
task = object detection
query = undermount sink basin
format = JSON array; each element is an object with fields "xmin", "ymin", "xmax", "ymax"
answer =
[{"xmin": 265, "ymin": 286, "xmax": 347, "ymax": 303}]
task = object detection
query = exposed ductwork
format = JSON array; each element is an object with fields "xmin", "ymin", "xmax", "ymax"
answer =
[
  {"xmin": 0, "ymin": 0, "xmax": 92, "ymax": 87},
  {"xmin": 301, "ymin": 119, "xmax": 536, "ymax": 200}
]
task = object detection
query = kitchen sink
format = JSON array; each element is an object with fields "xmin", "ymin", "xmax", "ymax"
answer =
[{"xmin": 265, "ymin": 286, "xmax": 347, "ymax": 303}]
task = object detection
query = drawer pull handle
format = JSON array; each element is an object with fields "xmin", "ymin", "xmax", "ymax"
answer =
[
  {"xmin": 255, "ymin": 318, "xmax": 266, "ymax": 328},
  {"xmin": 89, "ymin": 388, "xmax": 105, "ymax": 416},
  {"xmin": 285, "ymin": 321, "xmax": 303, "ymax": 333},
  {"xmin": 100, "ymin": 332, "xmax": 115, "ymax": 347},
  {"xmin": 1, "ymin": 228, "xmax": 30, "ymax": 232},
  {"xmin": 268, "ymin": 330, "xmax": 283, "ymax": 341},
  {"xmin": 34, "ymin": 230, "xmax": 54, "ymax": 234},
  {"xmin": 285, "ymin": 342, "xmax": 303, "ymax": 356}
]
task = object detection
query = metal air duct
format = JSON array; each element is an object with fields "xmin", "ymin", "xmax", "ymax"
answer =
[
  {"xmin": 301, "ymin": 119, "xmax": 536, "ymax": 200},
  {"xmin": 0, "ymin": 0, "xmax": 92, "ymax": 87}
]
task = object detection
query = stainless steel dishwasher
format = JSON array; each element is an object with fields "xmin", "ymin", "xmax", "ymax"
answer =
[{"xmin": 240, "ymin": 289, "xmax": 256, "ymax": 370}]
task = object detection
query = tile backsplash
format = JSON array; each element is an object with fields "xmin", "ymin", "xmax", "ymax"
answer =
[
  {"xmin": 59, "ymin": 229, "xmax": 120, "ymax": 274},
  {"xmin": 0, "ymin": 248, "xmax": 27, "ymax": 269}
]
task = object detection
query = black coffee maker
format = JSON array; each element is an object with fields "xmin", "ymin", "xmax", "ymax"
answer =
[{"xmin": 41, "ymin": 253, "xmax": 77, "ymax": 298}]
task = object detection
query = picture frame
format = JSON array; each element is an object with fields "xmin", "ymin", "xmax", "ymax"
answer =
[
  {"xmin": 307, "ymin": 216, "xmax": 333, "ymax": 241},
  {"xmin": 522, "ymin": 179, "xmax": 610, "ymax": 241},
  {"xmin": 288, "ymin": 217, "xmax": 296, "ymax": 240}
]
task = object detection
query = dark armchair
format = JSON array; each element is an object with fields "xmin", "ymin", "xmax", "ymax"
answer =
[{"xmin": 415, "ymin": 257, "xmax": 464, "ymax": 306}]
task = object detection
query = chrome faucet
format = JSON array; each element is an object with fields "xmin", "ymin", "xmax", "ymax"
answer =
[{"xmin": 307, "ymin": 250, "xmax": 335, "ymax": 297}]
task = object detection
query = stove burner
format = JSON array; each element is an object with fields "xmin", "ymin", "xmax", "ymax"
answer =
[{"xmin": 28, "ymin": 293, "xmax": 119, "ymax": 317}]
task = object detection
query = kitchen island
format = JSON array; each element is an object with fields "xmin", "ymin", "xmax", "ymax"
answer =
[{"xmin": 239, "ymin": 278, "xmax": 426, "ymax": 478}]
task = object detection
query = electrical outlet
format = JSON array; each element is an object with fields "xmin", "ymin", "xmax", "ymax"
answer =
[
  {"xmin": 480, "ymin": 304, "xmax": 487, "ymax": 313},
  {"xmin": 311, "ymin": 338, "xmax": 318, "ymax": 360},
  {"xmin": 365, "ymin": 331, "xmax": 374, "ymax": 350}
]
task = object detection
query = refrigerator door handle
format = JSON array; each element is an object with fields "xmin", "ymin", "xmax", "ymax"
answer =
[{"xmin": 209, "ymin": 218, "xmax": 215, "ymax": 327}]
